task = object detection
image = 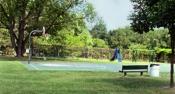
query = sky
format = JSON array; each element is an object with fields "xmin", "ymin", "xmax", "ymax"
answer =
[{"xmin": 88, "ymin": 0, "xmax": 133, "ymax": 30}]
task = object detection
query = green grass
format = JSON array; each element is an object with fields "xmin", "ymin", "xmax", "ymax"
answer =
[{"xmin": 0, "ymin": 61, "xmax": 174, "ymax": 94}]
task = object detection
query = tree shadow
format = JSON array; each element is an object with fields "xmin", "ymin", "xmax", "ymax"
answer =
[{"xmin": 83, "ymin": 74, "xmax": 168, "ymax": 89}]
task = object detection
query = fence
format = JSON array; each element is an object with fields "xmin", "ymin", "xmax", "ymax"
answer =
[
  {"xmin": 32, "ymin": 45, "xmax": 169, "ymax": 62},
  {"xmin": 0, "ymin": 45, "xmax": 170, "ymax": 62},
  {"xmin": 32, "ymin": 45, "xmax": 114, "ymax": 60}
]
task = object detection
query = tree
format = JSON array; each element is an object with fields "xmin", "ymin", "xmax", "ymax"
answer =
[
  {"xmin": 0, "ymin": 0, "xmax": 92, "ymax": 57},
  {"xmin": 92, "ymin": 38, "xmax": 108, "ymax": 48},
  {"xmin": 145, "ymin": 29, "xmax": 170, "ymax": 49},
  {"xmin": 108, "ymin": 27, "xmax": 136, "ymax": 49},
  {"xmin": 35, "ymin": 17, "xmax": 93, "ymax": 48},
  {"xmin": 130, "ymin": 0, "xmax": 175, "ymax": 87},
  {"xmin": 90, "ymin": 18, "xmax": 108, "ymax": 43}
]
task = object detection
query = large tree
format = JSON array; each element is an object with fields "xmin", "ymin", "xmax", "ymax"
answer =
[
  {"xmin": 130, "ymin": 0, "xmax": 175, "ymax": 87},
  {"xmin": 0, "ymin": 0, "xmax": 92, "ymax": 57}
]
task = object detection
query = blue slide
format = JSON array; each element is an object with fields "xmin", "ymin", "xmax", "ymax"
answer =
[{"xmin": 110, "ymin": 48, "xmax": 122, "ymax": 63}]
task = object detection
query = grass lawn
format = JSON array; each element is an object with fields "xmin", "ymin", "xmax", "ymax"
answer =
[{"xmin": 0, "ymin": 61, "xmax": 174, "ymax": 94}]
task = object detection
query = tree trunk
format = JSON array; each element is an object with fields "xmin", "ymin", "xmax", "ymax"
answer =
[
  {"xmin": 9, "ymin": 25, "xmax": 16, "ymax": 49},
  {"xmin": 8, "ymin": 16, "xmax": 17, "ymax": 54},
  {"xmin": 169, "ymin": 27, "xmax": 175, "ymax": 88},
  {"xmin": 16, "ymin": 40, "xmax": 26, "ymax": 57},
  {"xmin": 16, "ymin": 16, "xmax": 26, "ymax": 57}
]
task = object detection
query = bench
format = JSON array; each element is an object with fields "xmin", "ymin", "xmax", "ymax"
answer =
[{"xmin": 119, "ymin": 65, "xmax": 148, "ymax": 76}]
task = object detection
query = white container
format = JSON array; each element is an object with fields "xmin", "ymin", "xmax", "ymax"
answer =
[
  {"xmin": 150, "ymin": 64, "xmax": 160, "ymax": 77},
  {"xmin": 26, "ymin": 49, "xmax": 29, "ymax": 53}
]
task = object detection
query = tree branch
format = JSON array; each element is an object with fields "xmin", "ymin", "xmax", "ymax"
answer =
[{"xmin": 50, "ymin": 16, "xmax": 85, "ymax": 26}]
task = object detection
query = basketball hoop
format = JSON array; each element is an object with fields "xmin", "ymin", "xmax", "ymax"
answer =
[
  {"xmin": 42, "ymin": 26, "xmax": 46, "ymax": 35},
  {"xmin": 28, "ymin": 26, "xmax": 48, "ymax": 64},
  {"xmin": 42, "ymin": 26, "xmax": 49, "ymax": 40}
]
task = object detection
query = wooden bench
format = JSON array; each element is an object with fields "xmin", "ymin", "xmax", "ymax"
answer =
[{"xmin": 119, "ymin": 65, "xmax": 148, "ymax": 76}]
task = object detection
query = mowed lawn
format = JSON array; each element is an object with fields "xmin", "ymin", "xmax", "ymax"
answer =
[{"xmin": 0, "ymin": 61, "xmax": 175, "ymax": 94}]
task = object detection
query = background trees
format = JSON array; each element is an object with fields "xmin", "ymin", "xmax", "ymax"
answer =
[
  {"xmin": 90, "ymin": 18, "xmax": 108, "ymax": 41},
  {"xmin": 108, "ymin": 27, "xmax": 135, "ymax": 49}
]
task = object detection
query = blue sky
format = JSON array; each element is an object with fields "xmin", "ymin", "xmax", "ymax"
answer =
[{"xmin": 88, "ymin": 0, "xmax": 133, "ymax": 30}]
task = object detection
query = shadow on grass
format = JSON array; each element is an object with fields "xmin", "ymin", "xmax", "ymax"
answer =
[
  {"xmin": 83, "ymin": 75, "xmax": 168, "ymax": 89},
  {"xmin": 0, "ymin": 56, "xmax": 28, "ymax": 61},
  {"xmin": 111, "ymin": 78, "xmax": 166, "ymax": 88}
]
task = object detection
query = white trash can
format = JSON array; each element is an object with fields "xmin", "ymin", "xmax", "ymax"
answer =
[
  {"xmin": 150, "ymin": 64, "xmax": 160, "ymax": 77},
  {"xmin": 26, "ymin": 49, "xmax": 29, "ymax": 53}
]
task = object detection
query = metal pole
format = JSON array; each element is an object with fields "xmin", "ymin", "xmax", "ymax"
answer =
[
  {"xmin": 28, "ymin": 32, "xmax": 32, "ymax": 64},
  {"xmin": 28, "ymin": 30, "xmax": 43, "ymax": 64}
]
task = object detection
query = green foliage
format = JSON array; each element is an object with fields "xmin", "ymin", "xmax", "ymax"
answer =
[
  {"xmin": 82, "ymin": 3, "xmax": 97, "ymax": 22},
  {"xmin": 35, "ymin": 28, "xmax": 93, "ymax": 48},
  {"xmin": 0, "ymin": 28, "xmax": 10, "ymax": 45},
  {"xmin": 127, "ymin": 45, "xmax": 153, "ymax": 62},
  {"xmin": 92, "ymin": 38, "xmax": 108, "ymax": 48},
  {"xmin": 107, "ymin": 27, "xmax": 170, "ymax": 50},
  {"xmin": 129, "ymin": 44, "xmax": 147, "ymax": 50},
  {"xmin": 155, "ymin": 48, "xmax": 171, "ymax": 55},
  {"xmin": 108, "ymin": 27, "xmax": 138, "ymax": 49},
  {"xmin": 145, "ymin": 29, "xmax": 170, "ymax": 48},
  {"xmin": 90, "ymin": 18, "xmax": 108, "ymax": 43}
]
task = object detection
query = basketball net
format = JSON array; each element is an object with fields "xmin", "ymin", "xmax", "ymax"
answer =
[
  {"xmin": 42, "ymin": 26, "xmax": 46, "ymax": 35},
  {"xmin": 42, "ymin": 26, "xmax": 49, "ymax": 40}
]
